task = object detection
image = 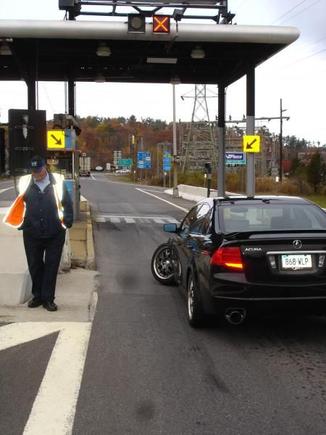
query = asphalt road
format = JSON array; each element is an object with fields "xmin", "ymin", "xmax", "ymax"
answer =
[
  {"xmin": 0, "ymin": 178, "xmax": 15, "ymax": 206},
  {"xmin": 1, "ymin": 174, "xmax": 326, "ymax": 435},
  {"xmin": 74, "ymin": 174, "xmax": 326, "ymax": 435}
]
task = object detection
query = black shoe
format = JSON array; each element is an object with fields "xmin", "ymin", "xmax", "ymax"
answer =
[
  {"xmin": 43, "ymin": 301, "xmax": 58, "ymax": 312},
  {"xmin": 28, "ymin": 298, "xmax": 43, "ymax": 308}
]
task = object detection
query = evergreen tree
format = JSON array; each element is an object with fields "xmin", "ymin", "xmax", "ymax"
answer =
[{"xmin": 306, "ymin": 152, "xmax": 323, "ymax": 193}]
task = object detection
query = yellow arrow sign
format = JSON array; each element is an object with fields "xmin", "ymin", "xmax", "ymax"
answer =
[
  {"xmin": 243, "ymin": 135, "xmax": 260, "ymax": 153},
  {"xmin": 47, "ymin": 130, "xmax": 65, "ymax": 149}
]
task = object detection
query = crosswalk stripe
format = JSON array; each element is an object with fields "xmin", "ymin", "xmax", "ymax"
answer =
[
  {"xmin": 124, "ymin": 217, "xmax": 136, "ymax": 223},
  {"xmin": 110, "ymin": 217, "xmax": 121, "ymax": 223},
  {"xmin": 93, "ymin": 214, "xmax": 179, "ymax": 225},
  {"xmin": 154, "ymin": 218, "xmax": 165, "ymax": 224}
]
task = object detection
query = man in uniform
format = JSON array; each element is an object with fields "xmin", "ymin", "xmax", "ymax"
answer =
[{"xmin": 4, "ymin": 155, "xmax": 73, "ymax": 311}]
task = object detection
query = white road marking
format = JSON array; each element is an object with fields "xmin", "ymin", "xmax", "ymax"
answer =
[
  {"xmin": 93, "ymin": 214, "xmax": 179, "ymax": 224},
  {"xmin": 94, "ymin": 216, "xmax": 105, "ymax": 223},
  {"xmin": 124, "ymin": 217, "xmax": 136, "ymax": 224},
  {"xmin": 0, "ymin": 322, "xmax": 92, "ymax": 435},
  {"xmin": 136, "ymin": 188, "xmax": 188, "ymax": 212},
  {"xmin": 0, "ymin": 187, "xmax": 13, "ymax": 195},
  {"xmin": 110, "ymin": 217, "xmax": 121, "ymax": 223},
  {"xmin": 90, "ymin": 173, "xmax": 96, "ymax": 180},
  {"xmin": 154, "ymin": 218, "xmax": 165, "ymax": 224},
  {"xmin": 0, "ymin": 207, "xmax": 9, "ymax": 215}
]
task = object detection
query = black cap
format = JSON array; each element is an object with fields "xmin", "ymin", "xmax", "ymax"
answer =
[{"xmin": 30, "ymin": 155, "xmax": 46, "ymax": 173}]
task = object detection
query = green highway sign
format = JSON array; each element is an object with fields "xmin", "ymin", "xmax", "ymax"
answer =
[{"xmin": 118, "ymin": 158, "xmax": 133, "ymax": 167}]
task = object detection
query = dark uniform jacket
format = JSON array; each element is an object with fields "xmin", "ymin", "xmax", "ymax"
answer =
[{"xmin": 21, "ymin": 172, "xmax": 73, "ymax": 238}]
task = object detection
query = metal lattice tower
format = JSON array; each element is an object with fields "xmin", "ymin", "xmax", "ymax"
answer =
[{"xmin": 181, "ymin": 85, "xmax": 217, "ymax": 172}]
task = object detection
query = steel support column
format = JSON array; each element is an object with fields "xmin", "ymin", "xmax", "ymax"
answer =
[
  {"xmin": 246, "ymin": 68, "xmax": 255, "ymax": 197},
  {"xmin": 68, "ymin": 78, "xmax": 75, "ymax": 116},
  {"xmin": 67, "ymin": 77, "xmax": 79, "ymax": 219},
  {"xmin": 27, "ymin": 78, "xmax": 36, "ymax": 111},
  {"xmin": 217, "ymin": 83, "xmax": 226, "ymax": 197}
]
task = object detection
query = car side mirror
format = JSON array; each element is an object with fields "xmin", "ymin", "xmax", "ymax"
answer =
[{"xmin": 163, "ymin": 223, "xmax": 179, "ymax": 233}]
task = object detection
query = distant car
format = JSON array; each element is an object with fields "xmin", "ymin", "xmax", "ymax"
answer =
[
  {"xmin": 79, "ymin": 170, "xmax": 90, "ymax": 177},
  {"xmin": 115, "ymin": 169, "xmax": 130, "ymax": 175},
  {"xmin": 151, "ymin": 196, "xmax": 326, "ymax": 327},
  {"xmin": 95, "ymin": 166, "xmax": 104, "ymax": 171}
]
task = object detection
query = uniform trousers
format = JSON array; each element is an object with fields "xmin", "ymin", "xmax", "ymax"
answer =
[{"xmin": 23, "ymin": 230, "xmax": 66, "ymax": 303}]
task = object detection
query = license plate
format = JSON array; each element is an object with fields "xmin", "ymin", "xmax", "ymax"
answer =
[{"xmin": 281, "ymin": 254, "xmax": 312, "ymax": 270}]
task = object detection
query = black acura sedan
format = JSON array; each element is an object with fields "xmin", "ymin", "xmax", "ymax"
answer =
[{"xmin": 151, "ymin": 196, "xmax": 326, "ymax": 327}]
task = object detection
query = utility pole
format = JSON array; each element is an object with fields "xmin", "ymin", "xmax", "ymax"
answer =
[
  {"xmin": 172, "ymin": 83, "xmax": 179, "ymax": 197},
  {"xmin": 279, "ymin": 98, "xmax": 287, "ymax": 183}
]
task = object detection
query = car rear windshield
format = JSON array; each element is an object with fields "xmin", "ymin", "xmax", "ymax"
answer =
[{"xmin": 218, "ymin": 203, "xmax": 326, "ymax": 233}]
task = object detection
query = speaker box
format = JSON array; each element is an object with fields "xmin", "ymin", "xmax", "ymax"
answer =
[{"xmin": 8, "ymin": 109, "xmax": 46, "ymax": 176}]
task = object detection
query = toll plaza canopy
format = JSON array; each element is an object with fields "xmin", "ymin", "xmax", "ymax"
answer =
[{"xmin": 0, "ymin": 20, "xmax": 299, "ymax": 85}]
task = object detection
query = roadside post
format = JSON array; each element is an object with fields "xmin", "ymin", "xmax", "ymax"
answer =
[{"xmin": 204, "ymin": 162, "xmax": 212, "ymax": 197}]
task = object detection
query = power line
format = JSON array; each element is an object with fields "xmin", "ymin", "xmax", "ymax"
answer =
[
  {"xmin": 278, "ymin": 0, "xmax": 322, "ymax": 24},
  {"xmin": 272, "ymin": 0, "xmax": 308, "ymax": 25},
  {"xmin": 278, "ymin": 47, "xmax": 326, "ymax": 71}
]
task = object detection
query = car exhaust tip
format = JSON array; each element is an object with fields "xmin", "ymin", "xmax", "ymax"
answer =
[{"xmin": 224, "ymin": 308, "xmax": 247, "ymax": 326}]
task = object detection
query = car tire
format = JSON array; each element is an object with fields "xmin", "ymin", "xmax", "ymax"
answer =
[
  {"xmin": 187, "ymin": 271, "xmax": 206, "ymax": 328},
  {"xmin": 151, "ymin": 243, "xmax": 177, "ymax": 286}
]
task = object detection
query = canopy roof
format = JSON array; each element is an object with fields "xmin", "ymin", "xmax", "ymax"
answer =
[{"xmin": 0, "ymin": 19, "xmax": 300, "ymax": 85}]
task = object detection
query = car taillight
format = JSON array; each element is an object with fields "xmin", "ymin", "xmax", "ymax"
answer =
[{"xmin": 210, "ymin": 247, "xmax": 244, "ymax": 271}]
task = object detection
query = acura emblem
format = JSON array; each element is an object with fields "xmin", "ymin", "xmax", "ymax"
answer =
[{"xmin": 293, "ymin": 240, "xmax": 302, "ymax": 249}]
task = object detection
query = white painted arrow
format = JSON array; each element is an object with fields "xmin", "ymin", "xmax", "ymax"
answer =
[{"xmin": 0, "ymin": 322, "xmax": 92, "ymax": 435}]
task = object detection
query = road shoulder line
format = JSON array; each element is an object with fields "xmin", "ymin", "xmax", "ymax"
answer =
[{"xmin": 136, "ymin": 188, "xmax": 188, "ymax": 212}]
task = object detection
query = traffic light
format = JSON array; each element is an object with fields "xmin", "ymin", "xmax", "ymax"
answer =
[
  {"xmin": 128, "ymin": 14, "xmax": 146, "ymax": 33},
  {"xmin": 204, "ymin": 162, "xmax": 212, "ymax": 174},
  {"xmin": 153, "ymin": 16, "xmax": 170, "ymax": 34}
]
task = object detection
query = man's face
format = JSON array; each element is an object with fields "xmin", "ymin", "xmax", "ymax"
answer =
[{"xmin": 32, "ymin": 166, "xmax": 47, "ymax": 181}]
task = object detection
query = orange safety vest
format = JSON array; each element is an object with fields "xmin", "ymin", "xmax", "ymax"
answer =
[{"xmin": 3, "ymin": 173, "xmax": 66, "ymax": 229}]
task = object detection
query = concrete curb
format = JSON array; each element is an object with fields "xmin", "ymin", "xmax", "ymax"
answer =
[
  {"xmin": 70, "ymin": 197, "xmax": 96, "ymax": 270},
  {"xmin": 86, "ymin": 219, "xmax": 96, "ymax": 270},
  {"xmin": 164, "ymin": 184, "xmax": 217, "ymax": 202}
]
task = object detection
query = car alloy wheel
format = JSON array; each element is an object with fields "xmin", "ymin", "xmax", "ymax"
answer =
[
  {"xmin": 151, "ymin": 243, "xmax": 177, "ymax": 285},
  {"xmin": 187, "ymin": 272, "xmax": 205, "ymax": 328},
  {"xmin": 187, "ymin": 276, "xmax": 195, "ymax": 320}
]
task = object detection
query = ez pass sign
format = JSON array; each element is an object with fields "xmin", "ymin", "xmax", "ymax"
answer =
[{"xmin": 242, "ymin": 135, "xmax": 260, "ymax": 153}]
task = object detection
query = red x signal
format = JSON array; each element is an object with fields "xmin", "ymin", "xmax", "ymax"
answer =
[{"xmin": 153, "ymin": 15, "xmax": 170, "ymax": 34}]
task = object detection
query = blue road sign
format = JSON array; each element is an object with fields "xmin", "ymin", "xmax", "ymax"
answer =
[
  {"xmin": 137, "ymin": 151, "xmax": 151, "ymax": 169},
  {"xmin": 163, "ymin": 153, "xmax": 172, "ymax": 172},
  {"xmin": 225, "ymin": 151, "xmax": 246, "ymax": 166}
]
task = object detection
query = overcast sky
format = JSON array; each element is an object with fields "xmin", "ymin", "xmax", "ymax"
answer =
[{"xmin": 0, "ymin": 0, "xmax": 325, "ymax": 145}]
